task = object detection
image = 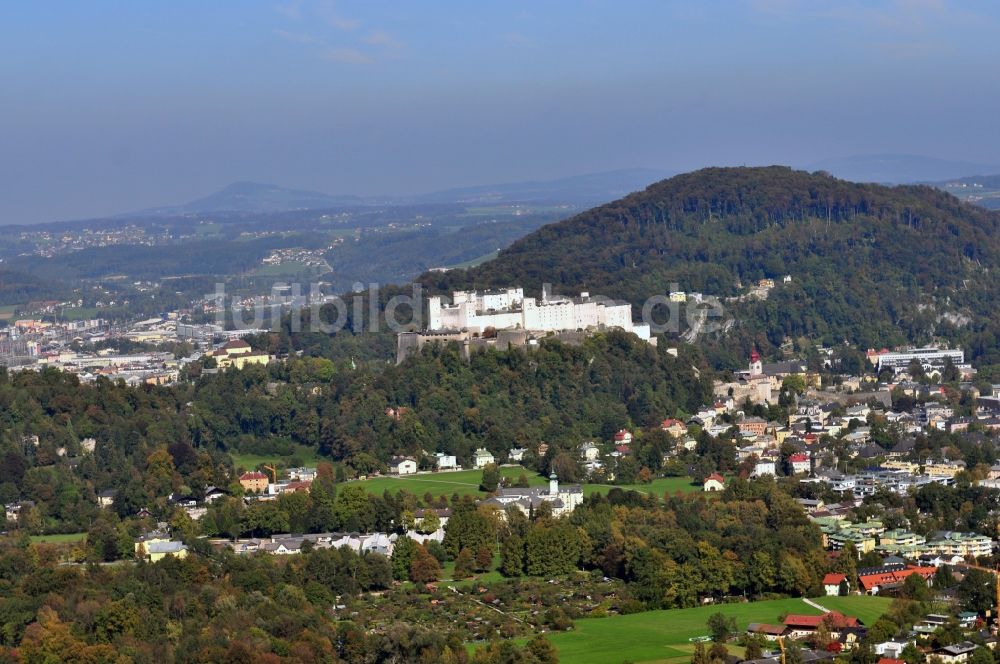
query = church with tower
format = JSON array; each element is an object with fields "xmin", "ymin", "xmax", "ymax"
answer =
[{"xmin": 479, "ymin": 472, "xmax": 584, "ymax": 517}]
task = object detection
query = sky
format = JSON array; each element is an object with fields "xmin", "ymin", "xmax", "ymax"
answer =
[{"xmin": 1, "ymin": 0, "xmax": 999, "ymax": 224}]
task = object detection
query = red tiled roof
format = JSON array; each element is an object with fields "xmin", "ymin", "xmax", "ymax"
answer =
[
  {"xmin": 858, "ymin": 566, "xmax": 935, "ymax": 592},
  {"xmin": 823, "ymin": 573, "xmax": 847, "ymax": 585},
  {"xmin": 789, "ymin": 453, "xmax": 809, "ymax": 462},
  {"xmin": 879, "ymin": 659, "xmax": 905, "ymax": 664},
  {"xmin": 784, "ymin": 612, "xmax": 859, "ymax": 629},
  {"xmin": 240, "ymin": 471, "xmax": 268, "ymax": 481},
  {"xmin": 705, "ymin": 473, "xmax": 725, "ymax": 484},
  {"xmin": 750, "ymin": 624, "xmax": 787, "ymax": 635}
]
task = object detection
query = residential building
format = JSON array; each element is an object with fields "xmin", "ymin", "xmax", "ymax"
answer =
[
  {"xmin": 473, "ymin": 448, "xmax": 495, "ymax": 468},
  {"xmin": 789, "ymin": 453, "xmax": 811, "ymax": 475},
  {"xmin": 434, "ymin": 452, "xmax": 458, "ymax": 470},
  {"xmin": 210, "ymin": 339, "xmax": 270, "ymax": 370},
  {"xmin": 579, "ymin": 441, "xmax": 600, "ymax": 461},
  {"xmin": 704, "ymin": 473, "xmax": 726, "ymax": 492},
  {"xmin": 239, "ymin": 471, "xmax": 269, "ymax": 494},
  {"xmin": 753, "ymin": 460, "xmax": 776, "ymax": 478},
  {"xmin": 389, "ymin": 456, "xmax": 418, "ymax": 475},
  {"xmin": 823, "ymin": 573, "xmax": 847, "ymax": 596},
  {"xmin": 858, "ymin": 566, "xmax": 936, "ymax": 594}
]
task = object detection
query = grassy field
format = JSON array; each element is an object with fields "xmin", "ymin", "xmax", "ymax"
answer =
[
  {"xmin": 351, "ymin": 466, "xmax": 547, "ymax": 498},
  {"xmin": 350, "ymin": 467, "xmax": 703, "ymax": 500},
  {"xmin": 58, "ymin": 306, "xmax": 101, "ymax": 321},
  {"xmin": 0, "ymin": 304, "xmax": 18, "ymax": 320},
  {"xmin": 444, "ymin": 250, "xmax": 500, "ymax": 270},
  {"xmin": 230, "ymin": 445, "xmax": 326, "ymax": 472},
  {"xmin": 30, "ymin": 532, "xmax": 87, "ymax": 544},
  {"xmin": 810, "ymin": 595, "xmax": 893, "ymax": 626},
  {"xmin": 582, "ymin": 476, "xmax": 702, "ymax": 497},
  {"xmin": 544, "ymin": 596, "xmax": 891, "ymax": 664}
]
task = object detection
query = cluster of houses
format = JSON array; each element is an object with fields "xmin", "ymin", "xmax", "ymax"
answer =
[
  {"xmin": 219, "ymin": 531, "xmax": 399, "ymax": 557},
  {"xmin": 217, "ymin": 509, "xmax": 453, "ymax": 557},
  {"xmin": 744, "ymin": 607, "xmax": 997, "ymax": 664},
  {"xmin": 816, "ymin": 516, "xmax": 993, "ymax": 563},
  {"xmin": 237, "ymin": 467, "xmax": 317, "ymax": 498}
]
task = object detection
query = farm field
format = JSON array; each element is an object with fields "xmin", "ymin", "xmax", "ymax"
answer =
[{"xmin": 544, "ymin": 595, "xmax": 891, "ymax": 664}]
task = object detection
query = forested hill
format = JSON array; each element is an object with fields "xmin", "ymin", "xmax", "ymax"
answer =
[{"xmin": 421, "ymin": 166, "xmax": 1000, "ymax": 361}]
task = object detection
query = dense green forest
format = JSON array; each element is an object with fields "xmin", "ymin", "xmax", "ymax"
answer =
[
  {"xmin": 423, "ymin": 167, "xmax": 1000, "ymax": 360},
  {"xmin": 0, "ymin": 332, "xmax": 710, "ymax": 532}
]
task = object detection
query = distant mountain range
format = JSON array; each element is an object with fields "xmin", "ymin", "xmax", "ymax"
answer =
[
  {"xmin": 804, "ymin": 154, "xmax": 1000, "ymax": 184},
  {"xmin": 136, "ymin": 181, "xmax": 367, "ymax": 216},
  {"xmin": 131, "ymin": 168, "xmax": 670, "ymax": 216}
]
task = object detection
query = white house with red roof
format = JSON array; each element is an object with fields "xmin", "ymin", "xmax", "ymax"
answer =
[
  {"xmin": 660, "ymin": 419, "xmax": 687, "ymax": 437},
  {"xmin": 789, "ymin": 452, "xmax": 811, "ymax": 475},
  {"xmin": 823, "ymin": 572, "xmax": 848, "ymax": 596},
  {"xmin": 703, "ymin": 473, "xmax": 725, "ymax": 492},
  {"xmin": 613, "ymin": 429, "xmax": 633, "ymax": 446}
]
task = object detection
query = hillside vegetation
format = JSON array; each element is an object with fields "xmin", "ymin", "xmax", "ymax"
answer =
[{"xmin": 423, "ymin": 167, "xmax": 1000, "ymax": 362}]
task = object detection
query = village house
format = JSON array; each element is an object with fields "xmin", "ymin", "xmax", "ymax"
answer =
[
  {"xmin": 204, "ymin": 486, "xmax": 227, "ymax": 504},
  {"xmin": 508, "ymin": 447, "xmax": 526, "ymax": 462},
  {"xmin": 97, "ymin": 488, "xmax": 116, "ymax": 508},
  {"xmin": 661, "ymin": 418, "xmax": 687, "ymax": 437},
  {"xmin": 823, "ymin": 573, "xmax": 848, "ymax": 596},
  {"xmin": 473, "ymin": 448, "xmax": 495, "ymax": 468},
  {"xmin": 434, "ymin": 452, "xmax": 458, "ymax": 470},
  {"xmin": 239, "ymin": 471, "xmax": 269, "ymax": 494},
  {"xmin": 579, "ymin": 441, "xmax": 600, "ymax": 461},
  {"xmin": 789, "ymin": 452, "xmax": 811, "ymax": 475},
  {"xmin": 388, "ymin": 456, "xmax": 418, "ymax": 475},
  {"xmin": 934, "ymin": 642, "xmax": 979, "ymax": 664},
  {"xmin": 209, "ymin": 339, "xmax": 270, "ymax": 370},
  {"xmin": 703, "ymin": 473, "xmax": 726, "ymax": 492},
  {"xmin": 753, "ymin": 459, "xmax": 776, "ymax": 478},
  {"xmin": 738, "ymin": 417, "xmax": 770, "ymax": 437},
  {"xmin": 613, "ymin": 429, "xmax": 633, "ymax": 446},
  {"xmin": 135, "ymin": 530, "xmax": 188, "ymax": 562},
  {"xmin": 785, "ymin": 612, "xmax": 861, "ymax": 639},
  {"xmin": 858, "ymin": 566, "xmax": 936, "ymax": 595}
]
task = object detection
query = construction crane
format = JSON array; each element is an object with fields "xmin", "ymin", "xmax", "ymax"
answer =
[
  {"xmin": 957, "ymin": 562, "xmax": 1000, "ymax": 631},
  {"xmin": 261, "ymin": 464, "xmax": 278, "ymax": 485},
  {"xmin": 777, "ymin": 636, "xmax": 786, "ymax": 664}
]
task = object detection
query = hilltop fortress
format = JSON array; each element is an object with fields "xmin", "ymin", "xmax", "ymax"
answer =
[{"xmin": 397, "ymin": 286, "xmax": 652, "ymax": 363}]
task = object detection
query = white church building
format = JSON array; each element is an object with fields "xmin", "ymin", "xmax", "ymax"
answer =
[{"xmin": 480, "ymin": 472, "xmax": 584, "ymax": 517}]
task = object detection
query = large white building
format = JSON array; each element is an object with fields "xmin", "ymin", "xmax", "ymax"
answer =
[
  {"xmin": 427, "ymin": 287, "xmax": 651, "ymax": 341},
  {"xmin": 481, "ymin": 473, "xmax": 584, "ymax": 517},
  {"xmin": 875, "ymin": 347, "xmax": 965, "ymax": 372}
]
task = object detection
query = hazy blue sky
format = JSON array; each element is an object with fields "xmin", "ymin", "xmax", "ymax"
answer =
[{"xmin": 2, "ymin": 0, "xmax": 999, "ymax": 223}]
